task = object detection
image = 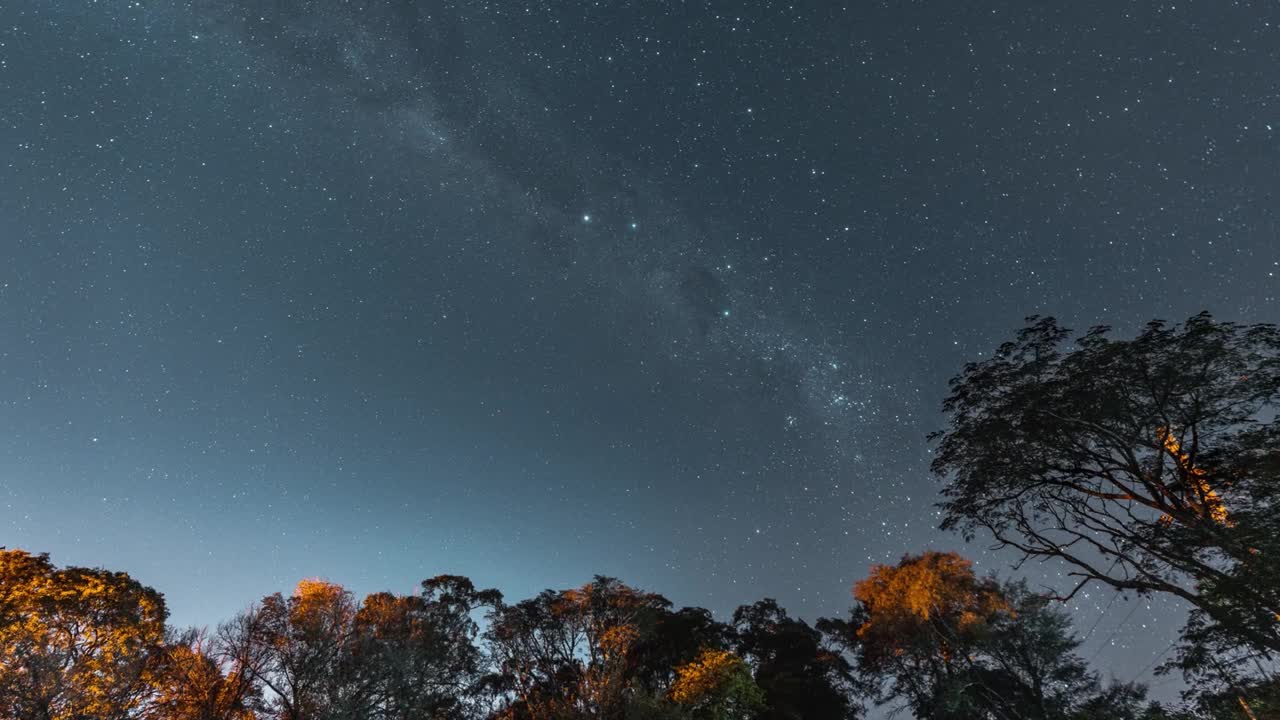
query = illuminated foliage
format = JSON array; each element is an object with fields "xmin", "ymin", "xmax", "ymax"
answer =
[
  {"xmin": 349, "ymin": 575, "xmax": 501, "ymax": 720},
  {"xmin": 841, "ymin": 552, "xmax": 1006, "ymax": 716},
  {"xmin": 852, "ymin": 552, "xmax": 1004, "ymax": 660},
  {"xmin": 1158, "ymin": 427, "xmax": 1230, "ymax": 526},
  {"xmin": 630, "ymin": 607, "xmax": 730, "ymax": 696},
  {"xmin": 831, "ymin": 552, "xmax": 1154, "ymax": 720},
  {"xmin": 214, "ymin": 574, "xmax": 501, "ymax": 720},
  {"xmin": 0, "ymin": 548, "xmax": 167, "ymax": 720},
  {"xmin": 146, "ymin": 630, "xmax": 257, "ymax": 720},
  {"xmin": 668, "ymin": 649, "xmax": 763, "ymax": 720},
  {"xmin": 4, "ymin": 547, "xmax": 1243, "ymax": 719},
  {"xmin": 484, "ymin": 576, "xmax": 675, "ymax": 720}
]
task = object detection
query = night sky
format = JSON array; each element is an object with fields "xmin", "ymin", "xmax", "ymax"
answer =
[{"xmin": 3, "ymin": 0, "xmax": 1278, "ymax": 701}]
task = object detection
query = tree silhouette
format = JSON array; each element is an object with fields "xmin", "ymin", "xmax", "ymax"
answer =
[
  {"xmin": 483, "ymin": 576, "xmax": 677, "ymax": 720},
  {"xmin": 216, "ymin": 578, "xmax": 359, "ymax": 720},
  {"xmin": 348, "ymin": 575, "xmax": 501, "ymax": 720},
  {"xmin": 931, "ymin": 314, "xmax": 1280, "ymax": 671},
  {"xmin": 731, "ymin": 599, "xmax": 861, "ymax": 720}
]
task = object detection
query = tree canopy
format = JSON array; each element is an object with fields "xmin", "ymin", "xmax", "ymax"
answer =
[
  {"xmin": 0, "ymin": 549, "xmax": 168, "ymax": 720},
  {"xmin": 824, "ymin": 551, "xmax": 1143, "ymax": 720},
  {"xmin": 931, "ymin": 314, "xmax": 1280, "ymax": 675},
  {"xmin": 3, "ymin": 547, "xmax": 1213, "ymax": 720}
]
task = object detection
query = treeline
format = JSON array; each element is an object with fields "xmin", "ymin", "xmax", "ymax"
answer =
[
  {"xmin": 0, "ymin": 548, "xmax": 1200, "ymax": 720},
  {"xmin": 3, "ymin": 313, "xmax": 1277, "ymax": 719}
]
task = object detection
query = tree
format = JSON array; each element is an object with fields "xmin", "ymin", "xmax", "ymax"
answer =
[
  {"xmin": 484, "ymin": 576, "xmax": 675, "ymax": 720},
  {"xmin": 1186, "ymin": 676, "xmax": 1280, "ymax": 719},
  {"xmin": 732, "ymin": 599, "xmax": 861, "ymax": 720},
  {"xmin": 217, "ymin": 578, "xmax": 359, "ymax": 720},
  {"xmin": 982, "ymin": 583, "xmax": 1100, "ymax": 719},
  {"xmin": 350, "ymin": 575, "xmax": 500, "ymax": 720},
  {"xmin": 215, "ymin": 575, "xmax": 501, "ymax": 720},
  {"xmin": 630, "ymin": 607, "xmax": 731, "ymax": 697},
  {"xmin": 931, "ymin": 314, "xmax": 1280, "ymax": 669},
  {"xmin": 831, "ymin": 552, "xmax": 1143, "ymax": 720},
  {"xmin": 0, "ymin": 548, "xmax": 168, "ymax": 720},
  {"xmin": 146, "ymin": 629, "xmax": 257, "ymax": 720},
  {"xmin": 832, "ymin": 552, "xmax": 1008, "ymax": 718},
  {"xmin": 668, "ymin": 649, "xmax": 764, "ymax": 720},
  {"xmin": 1070, "ymin": 681, "xmax": 1164, "ymax": 720}
]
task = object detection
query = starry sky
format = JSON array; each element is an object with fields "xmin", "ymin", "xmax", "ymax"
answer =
[{"xmin": 2, "ymin": 0, "xmax": 1278, "ymax": 699}]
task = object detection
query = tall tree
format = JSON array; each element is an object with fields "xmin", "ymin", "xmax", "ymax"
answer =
[
  {"xmin": 350, "ymin": 575, "xmax": 500, "ymax": 720},
  {"xmin": 980, "ymin": 582, "xmax": 1109, "ymax": 720},
  {"xmin": 483, "ymin": 577, "xmax": 668, "ymax": 719},
  {"xmin": 0, "ymin": 548, "xmax": 168, "ymax": 720},
  {"xmin": 217, "ymin": 578, "xmax": 359, "ymax": 720},
  {"xmin": 146, "ymin": 630, "xmax": 257, "ymax": 720},
  {"xmin": 830, "ymin": 552, "xmax": 1139, "ymax": 720},
  {"xmin": 832, "ymin": 552, "xmax": 1008, "ymax": 719},
  {"xmin": 931, "ymin": 314, "xmax": 1280, "ymax": 668},
  {"xmin": 483, "ymin": 576, "xmax": 704, "ymax": 720},
  {"xmin": 732, "ymin": 599, "xmax": 861, "ymax": 720},
  {"xmin": 631, "ymin": 607, "xmax": 731, "ymax": 696}
]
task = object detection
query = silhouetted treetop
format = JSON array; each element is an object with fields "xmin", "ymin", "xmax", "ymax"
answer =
[{"xmin": 931, "ymin": 313, "xmax": 1280, "ymax": 666}]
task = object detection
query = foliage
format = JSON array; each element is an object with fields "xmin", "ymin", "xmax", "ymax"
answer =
[
  {"xmin": 0, "ymin": 548, "xmax": 168, "ymax": 720},
  {"xmin": 348, "ymin": 575, "xmax": 502, "ymax": 720},
  {"xmin": 829, "ymin": 551, "xmax": 1165, "ymax": 720},
  {"xmin": 483, "ymin": 576, "xmax": 680, "ymax": 720},
  {"xmin": 2, "ymin": 544, "xmax": 1260, "ymax": 719},
  {"xmin": 210, "ymin": 573, "xmax": 504, "ymax": 720},
  {"xmin": 145, "ymin": 629, "xmax": 257, "ymax": 720},
  {"xmin": 732, "ymin": 599, "xmax": 862, "ymax": 720},
  {"xmin": 931, "ymin": 314, "xmax": 1280, "ymax": 685},
  {"xmin": 668, "ymin": 649, "xmax": 763, "ymax": 720}
]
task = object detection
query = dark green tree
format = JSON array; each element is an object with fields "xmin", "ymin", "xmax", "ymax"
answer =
[
  {"xmin": 732, "ymin": 599, "xmax": 861, "ymax": 720},
  {"xmin": 631, "ymin": 607, "xmax": 731, "ymax": 696}
]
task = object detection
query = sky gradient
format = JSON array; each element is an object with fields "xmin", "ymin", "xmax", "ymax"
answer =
[{"xmin": 2, "ymin": 0, "xmax": 1278, "ymax": 702}]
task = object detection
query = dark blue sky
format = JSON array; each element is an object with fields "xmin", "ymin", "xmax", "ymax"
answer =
[{"xmin": 2, "ymin": 0, "xmax": 1277, "ymax": 700}]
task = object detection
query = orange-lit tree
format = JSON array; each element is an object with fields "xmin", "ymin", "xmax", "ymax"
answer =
[
  {"xmin": 146, "ymin": 629, "xmax": 257, "ymax": 720},
  {"xmin": 216, "ymin": 578, "xmax": 359, "ymax": 720},
  {"xmin": 0, "ymin": 548, "xmax": 167, "ymax": 720},
  {"xmin": 214, "ymin": 574, "xmax": 501, "ymax": 720},
  {"xmin": 629, "ymin": 606, "xmax": 731, "ymax": 698},
  {"xmin": 349, "ymin": 575, "xmax": 501, "ymax": 720},
  {"xmin": 931, "ymin": 314, "xmax": 1280, "ymax": 686},
  {"xmin": 667, "ymin": 648, "xmax": 763, "ymax": 720},
  {"xmin": 836, "ymin": 552, "xmax": 1008, "ymax": 718},
  {"xmin": 827, "ymin": 552, "xmax": 1142, "ymax": 720},
  {"xmin": 483, "ymin": 576, "xmax": 676, "ymax": 719}
]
